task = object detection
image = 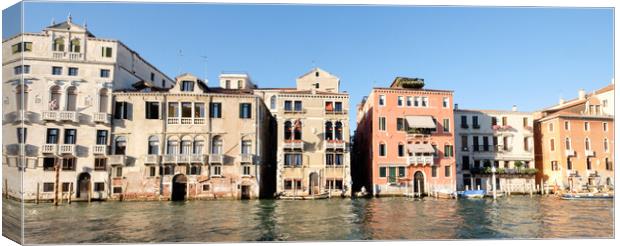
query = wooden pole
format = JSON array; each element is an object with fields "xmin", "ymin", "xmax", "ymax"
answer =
[
  {"xmin": 68, "ymin": 182, "xmax": 72, "ymax": 204},
  {"xmin": 4, "ymin": 179, "xmax": 7, "ymax": 199},
  {"xmin": 87, "ymin": 181, "xmax": 91, "ymax": 203},
  {"xmin": 54, "ymin": 158, "xmax": 60, "ymax": 206},
  {"xmin": 36, "ymin": 183, "xmax": 39, "ymax": 204},
  {"xmin": 417, "ymin": 180, "xmax": 421, "ymax": 198}
]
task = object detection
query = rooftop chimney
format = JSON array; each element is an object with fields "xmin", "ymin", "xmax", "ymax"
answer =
[
  {"xmin": 559, "ymin": 98, "xmax": 565, "ymax": 105},
  {"xmin": 578, "ymin": 89, "xmax": 586, "ymax": 100},
  {"xmin": 454, "ymin": 103, "xmax": 459, "ymax": 110},
  {"xmin": 512, "ymin": 105, "xmax": 517, "ymax": 112}
]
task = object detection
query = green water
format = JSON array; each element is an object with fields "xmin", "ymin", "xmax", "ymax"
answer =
[{"xmin": 2, "ymin": 196, "xmax": 614, "ymax": 243}]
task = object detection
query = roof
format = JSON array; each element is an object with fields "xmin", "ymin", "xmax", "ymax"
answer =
[
  {"xmin": 279, "ymin": 90, "xmax": 348, "ymax": 96},
  {"xmin": 45, "ymin": 16, "xmax": 94, "ymax": 37},
  {"xmin": 297, "ymin": 67, "xmax": 338, "ymax": 79},
  {"xmin": 455, "ymin": 109, "xmax": 533, "ymax": 115}
]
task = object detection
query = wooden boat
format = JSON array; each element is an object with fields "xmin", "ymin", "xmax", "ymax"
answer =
[
  {"xmin": 458, "ymin": 190, "xmax": 486, "ymax": 198},
  {"xmin": 560, "ymin": 193, "xmax": 614, "ymax": 200},
  {"xmin": 278, "ymin": 193, "xmax": 330, "ymax": 200}
]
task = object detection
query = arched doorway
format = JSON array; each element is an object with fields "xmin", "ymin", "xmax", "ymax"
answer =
[
  {"xmin": 77, "ymin": 172, "xmax": 91, "ymax": 198},
  {"xmin": 414, "ymin": 171, "xmax": 425, "ymax": 196},
  {"xmin": 309, "ymin": 172, "xmax": 319, "ymax": 195},
  {"xmin": 171, "ymin": 174, "xmax": 187, "ymax": 201}
]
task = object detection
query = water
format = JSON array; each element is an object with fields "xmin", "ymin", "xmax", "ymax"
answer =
[{"xmin": 2, "ymin": 196, "xmax": 614, "ymax": 244}]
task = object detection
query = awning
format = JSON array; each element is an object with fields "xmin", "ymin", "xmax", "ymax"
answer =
[
  {"xmin": 405, "ymin": 115, "xmax": 436, "ymax": 129},
  {"xmin": 408, "ymin": 143, "xmax": 435, "ymax": 153}
]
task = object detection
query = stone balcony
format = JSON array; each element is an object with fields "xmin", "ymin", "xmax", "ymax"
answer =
[
  {"xmin": 93, "ymin": 113, "xmax": 110, "ymax": 124},
  {"xmin": 41, "ymin": 144, "xmax": 57, "ymax": 154},
  {"xmin": 407, "ymin": 156, "xmax": 434, "ymax": 166},
  {"xmin": 144, "ymin": 154, "xmax": 160, "ymax": 164},
  {"xmin": 52, "ymin": 51, "xmax": 83, "ymax": 60},
  {"xmin": 283, "ymin": 140, "xmax": 304, "ymax": 150},
  {"xmin": 325, "ymin": 109, "xmax": 348, "ymax": 115},
  {"xmin": 167, "ymin": 117, "xmax": 206, "ymax": 125},
  {"xmin": 58, "ymin": 144, "xmax": 76, "ymax": 156},
  {"xmin": 325, "ymin": 140, "xmax": 346, "ymax": 150},
  {"xmin": 42, "ymin": 111, "xmax": 78, "ymax": 122},
  {"xmin": 162, "ymin": 154, "xmax": 207, "ymax": 164},
  {"xmin": 209, "ymin": 154, "xmax": 224, "ymax": 164},
  {"xmin": 240, "ymin": 154, "xmax": 255, "ymax": 164},
  {"xmin": 108, "ymin": 155, "xmax": 127, "ymax": 166},
  {"xmin": 92, "ymin": 145, "xmax": 107, "ymax": 155}
]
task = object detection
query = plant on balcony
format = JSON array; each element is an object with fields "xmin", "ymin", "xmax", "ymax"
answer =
[{"xmin": 514, "ymin": 161, "xmax": 524, "ymax": 170}]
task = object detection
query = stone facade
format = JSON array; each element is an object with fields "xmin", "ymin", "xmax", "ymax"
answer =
[{"xmin": 2, "ymin": 17, "xmax": 172, "ymax": 202}]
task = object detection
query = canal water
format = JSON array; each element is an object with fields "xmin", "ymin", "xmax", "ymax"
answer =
[{"xmin": 2, "ymin": 196, "xmax": 614, "ymax": 243}]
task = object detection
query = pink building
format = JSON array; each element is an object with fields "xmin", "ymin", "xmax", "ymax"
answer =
[{"xmin": 353, "ymin": 77, "xmax": 456, "ymax": 196}]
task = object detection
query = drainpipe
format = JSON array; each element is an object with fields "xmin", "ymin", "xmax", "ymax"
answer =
[{"xmin": 255, "ymin": 96, "xmax": 261, "ymax": 196}]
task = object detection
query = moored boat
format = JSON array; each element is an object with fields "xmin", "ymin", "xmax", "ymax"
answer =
[
  {"xmin": 458, "ymin": 190, "xmax": 486, "ymax": 198},
  {"xmin": 560, "ymin": 193, "xmax": 614, "ymax": 200}
]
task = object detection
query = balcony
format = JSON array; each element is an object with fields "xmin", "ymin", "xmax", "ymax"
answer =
[
  {"xmin": 283, "ymin": 140, "xmax": 304, "ymax": 150},
  {"xmin": 325, "ymin": 140, "xmax": 346, "ymax": 149},
  {"xmin": 42, "ymin": 144, "xmax": 57, "ymax": 154},
  {"xmin": 283, "ymin": 109, "xmax": 306, "ymax": 114},
  {"xmin": 585, "ymin": 150, "xmax": 595, "ymax": 157},
  {"xmin": 167, "ymin": 117, "xmax": 206, "ymax": 125},
  {"xmin": 92, "ymin": 145, "xmax": 107, "ymax": 155},
  {"xmin": 42, "ymin": 111, "xmax": 78, "ymax": 122},
  {"xmin": 240, "ymin": 154, "xmax": 255, "ymax": 164},
  {"xmin": 209, "ymin": 154, "xmax": 223, "ymax": 164},
  {"xmin": 58, "ymin": 144, "xmax": 76, "ymax": 156},
  {"xmin": 52, "ymin": 52, "xmax": 83, "ymax": 60},
  {"xmin": 194, "ymin": 118, "xmax": 205, "ymax": 124},
  {"xmin": 460, "ymin": 124, "xmax": 469, "ymax": 129},
  {"xmin": 325, "ymin": 109, "xmax": 348, "ymax": 115},
  {"xmin": 407, "ymin": 156, "xmax": 434, "ymax": 166},
  {"xmin": 180, "ymin": 117, "xmax": 192, "ymax": 124},
  {"xmin": 565, "ymin": 149, "xmax": 576, "ymax": 157},
  {"xmin": 167, "ymin": 118, "xmax": 180, "ymax": 124},
  {"xmin": 190, "ymin": 154, "xmax": 207, "ymax": 163},
  {"xmin": 162, "ymin": 154, "xmax": 177, "ymax": 163},
  {"xmin": 93, "ymin": 113, "xmax": 110, "ymax": 124},
  {"xmin": 144, "ymin": 155, "xmax": 160, "ymax": 164},
  {"xmin": 108, "ymin": 155, "xmax": 126, "ymax": 166}
]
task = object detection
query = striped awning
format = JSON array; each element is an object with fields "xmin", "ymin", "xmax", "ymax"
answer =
[{"xmin": 405, "ymin": 115, "xmax": 436, "ymax": 129}]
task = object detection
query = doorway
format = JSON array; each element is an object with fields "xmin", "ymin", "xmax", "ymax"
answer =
[
  {"xmin": 241, "ymin": 185, "xmax": 251, "ymax": 199},
  {"xmin": 171, "ymin": 174, "xmax": 187, "ymax": 201},
  {"xmin": 309, "ymin": 172, "xmax": 319, "ymax": 195},
  {"xmin": 77, "ymin": 172, "xmax": 91, "ymax": 198},
  {"xmin": 413, "ymin": 171, "xmax": 425, "ymax": 195}
]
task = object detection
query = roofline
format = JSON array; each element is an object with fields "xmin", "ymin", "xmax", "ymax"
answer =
[
  {"xmin": 372, "ymin": 87, "xmax": 454, "ymax": 93},
  {"xmin": 455, "ymin": 109, "xmax": 533, "ymax": 114}
]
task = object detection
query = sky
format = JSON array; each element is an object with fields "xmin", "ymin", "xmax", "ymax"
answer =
[{"xmin": 3, "ymin": 2, "xmax": 614, "ymax": 129}]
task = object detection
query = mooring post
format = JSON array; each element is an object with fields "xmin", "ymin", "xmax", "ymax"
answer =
[
  {"xmin": 54, "ymin": 159, "xmax": 60, "ymax": 206},
  {"xmin": 87, "ymin": 182, "xmax": 91, "ymax": 203},
  {"xmin": 4, "ymin": 179, "xmax": 8, "ymax": 199},
  {"xmin": 68, "ymin": 182, "xmax": 73, "ymax": 204},
  {"xmin": 36, "ymin": 183, "xmax": 40, "ymax": 204}
]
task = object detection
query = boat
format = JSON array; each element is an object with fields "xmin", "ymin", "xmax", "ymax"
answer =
[
  {"xmin": 560, "ymin": 193, "xmax": 614, "ymax": 200},
  {"xmin": 458, "ymin": 190, "xmax": 486, "ymax": 198},
  {"xmin": 278, "ymin": 193, "xmax": 330, "ymax": 200}
]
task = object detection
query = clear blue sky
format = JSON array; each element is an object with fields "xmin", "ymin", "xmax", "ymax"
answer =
[{"xmin": 3, "ymin": 2, "xmax": 613, "ymax": 129}]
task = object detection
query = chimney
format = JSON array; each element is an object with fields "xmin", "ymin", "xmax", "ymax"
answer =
[
  {"xmin": 454, "ymin": 103, "xmax": 459, "ymax": 110},
  {"xmin": 512, "ymin": 105, "xmax": 517, "ymax": 112},
  {"xmin": 559, "ymin": 98, "xmax": 565, "ymax": 105},
  {"xmin": 578, "ymin": 89, "xmax": 586, "ymax": 100}
]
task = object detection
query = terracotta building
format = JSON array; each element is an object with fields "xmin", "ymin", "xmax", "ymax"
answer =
[
  {"xmin": 353, "ymin": 77, "xmax": 456, "ymax": 196},
  {"xmin": 534, "ymin": 84, "xmax": 614, "ymax": 192}
]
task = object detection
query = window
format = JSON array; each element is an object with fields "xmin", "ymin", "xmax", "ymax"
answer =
[
  {"xmin": 550, "ymin": 139, "xmax": 555, "ymax": 151},
  {"xmin": 567, "ymin": 158, "xmax": 573, "ymax": 170},
  {"xmin": 210, "ymin": 103, "xmax": 222, "ymax": 118},
  {"xmin": 43, "ymin": 183, "xmax": 54, "ymax": 192},
  {"xmin": 586, "ymin": 158, "xmax": 592, "ymax": 170},
  {"xmin": 379, "ymin": 143, "xmax": 386, "ymax": 157},
  {"xmin": 445, "ymin": 165, "xmax": 451, "ymax": 177},
  {"xmin": 181, "ymin": 102, "xmax": 192, "ymax": 118},
  {"xmin": 211, "ymin": 136, "xmax": 223, "ymax": 154},
  {"xmin": 584, "ymin": 122, "xmax": 590, "ymax": 131},
  {"xmin": 94, "ymin": 158, "xmax": 107, "ymax": 171},
  {"xmin": 406, "ymin": 96, "xmax": 413, "ymax": 107},
  {"xmin": 551, "ymin": 161, "xmax": 559, "ymax": 171},
  {"xmin": 270, "ymin": 96, "xmax": 277, "ymax": 109},
  {"xmin": 114, "ymin": 101, "xmax": 130, "ymax": 119},
  {"xmin": 604, "ymin": 138, "xmax": 609, "ymax": 152},
  {"xmin": 11, "ymin": 42, "xmax": 32, "ymax": 54},
  {"xmin": 482, "ymin": 137, "xmax": 489, "ymax": 151},
  {"xmin": 202, "ymin": 184, "xmax": 210, "ymax": 191},
  {"xmin": 115, "ymin": 167, "xmax": 123, "ymax": 177},
  {"xmin": 462, "ymin": 156, "xmax": 470, "ymax": 170},
  {"xmin": 585, "ymin": 138, "xmax": 591, "ymax": 150},
  {"xmin": 379, "ymin": 167, "xmax": 386, "ymax": 177},
  {"xmin": 605, "ymin": 158, "xmax": 612, "ymax": 171},
  {"xmin": 398, "ymin": 167, "xmax": 405, "ymax": 177},
  {"xmin": 443, "ymin": 97, "xmax": 449, "ymax": 108},
  {"xmin": 491, "ymin": 117, "xmax": 497, "ymax": 126},
  {"xmin": 241, "ymin": 140, "xmax": 252, "ymax": 154},
  {"xmin": 461, "ymin": 136, "xmax": 468, "ymax": 151},
  {"xmin": 603, "ymin": 122, "xmax": 608, "ymax": 132},
  {"xmin": 94, "ymin": 182, "xmax": 105, "ymax": 192},
  {"xmin": 421, "ymin": 97, "xmax": 429, "ymax": 107},
  {"xmin": 239, "ymin": 103, "xmax": 252, "ymax": 119},
  {"xmin": 64, "ymin": 129, "xmax": 76, "ymax": 144},
  {"xmin": 52, "ymin": 66, "xmax": 62, "ymax": 75},
  {"xmin": 53, "ymin": 38, "xmax": 64, "ymax": 51},
  {"xmin": 396, "ymin": 118, "xmax": 406, "ymax": 131},
  {"xmin": 472, "ymin": 136, "xmax": 479, "ymax": 151},
  {"xmin": 115, "ymin": 136, "xmax": 127, "ymax": 155},
  {"xmin": 113, "ymin": 187, "xmax": 122, "ymax": 194},
  {"xmin": 62, "ymin": 183, "xmax": 72, "ymax": 195},
  {"xmin": 162, "ymin": 165, "xmax": 175, "ymax": 175},
  {"xmin": 17, "ymin": 128, "xmax": 27, "ymax": 144},
  {"xmin": 237, "ymin": 80, "xmax": 243, "ymax": 89},
  {"xmin": 68, "ymin": 67, "xmax": 78, "ymax": 76},
  {"xmin": 148, "ymin": 136, "xmax": 159, "ymax": 155},
  {"xmin": 99, "ymin": 89, "xmax": 109, "ymax": 113},
  {"xmin": 461, "ymin": 115, "xmax": 468, "ymax": 128},
  {"xmin": 168, "ymin": 102, "xmax": 179, "ymax": 118},
  {"xmin": 473, "ymin": 116, "xmax": 480, "ymax": 128},
  {"xmin": 326, "ymin": 179, "xmax": 343, "ymax": 190},
  {"xmin": 212, "ymin": 165, "xmax": 222, "ymax": 176},
  {"xmin": 69, "ymin": 39, "xmax": 80, "ymax": 52},
  {"xmin": 43, "ymin": 157, "xmax": 56, "ymax": 171},
  {"xmin": 46, "ymin": 128, "xmax": 59, "ymax": 144},
  {"xmin": 523, "ymin": 137, "xmax": 530, "ymax": 151},
  {"xmin": 397, "ymin": 96, "xmax": 404, "ymax": 106},
  {"xmin": 444, "ymin": 145, "xmax": 453, "ymax": 157},
  {"xmin": 548, "ymin": 123, "xmax": 554, "ymax": 132},
  {"xmin": 150, "ymin": 72, "xmax": 155, "ymax": 81},
  {"xmin": 414, "ymin": 96, "xmax": 420, "ymax": 107},
  {"xmin": 294, "ymin": 101, "xmax": 302, "ymax": 112},
  {"xmin": 101, "ymin": 47, "xmax": 113, "ymax": 57},
  {"xmin": 96, "ymin": 130, "xmax": 108, "ymax": 145},
  {"xmin": 190, "ymin": 165, "xmax": 201, "ymax": 175},
  {"xmin": 14, "ymin": 65, "xmax": 30, "ymax": 75},
  {"xmin": 194, "ymin": 103, "xmax": 205, "ymax": 119},
  {"xmin": 243, "ymin": 165, "xmax": 251, "ymax": 176},
  {"xmin": 379, "ymin": 95, "xmax": 386, "ymax": 106},
  {"xmin": 379, "ymin": 117, "xmax": 386, "ymax": 131},
  {"xmin": 284, "ymin": 101, "xmax": 292, "ymax": 111},
  {"xmin": 564, "ymin": 121, "xmax": 570, "ymax": 130},
  {"xmin": 162, "ymin": 79, "xmax": 166, "ymax": 88},
  {"xmin": 284, "ymin": 153, "xmax": 303, "ymax": 167},
  {"xmin": 100, "ymin": 69, "xmax": 110, "ymax": 78},
  {"xmin": 398, "ymin": 143, "xmax": 405, "ymax": 157},
  {"xmin": 225, "ymin": 80, "xmax": 231, "ymax": 89},
  {"xmin": 432, "ymin": 166, "xmax": 437, "ymax": 177},
  {"xmin": 144, "ymin": 102, "xmax": 160, "ymax": 119},
  {"xmin": 62, "ymin": 158, "xmax": 76, "ymax": 171},
  {"xmin": 443, "ymin": 119, "xmax": 450, "ymax": 132},
  {"xmin": 181, "ymin": 81, "xmax": 194, "ymax": 92},
  {"xmin": 501, "ymin": 117, "xmax": 508, "ymax": 126},
  {"xmin": 565, "ymin": 138, "xmax": 571, "ymax": 150}
]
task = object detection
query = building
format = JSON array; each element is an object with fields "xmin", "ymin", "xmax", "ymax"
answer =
[
  {"xmin": 354, "ymin": 77, "xmax": 456, "ymax": 196},
  {"xmin": 254, "ymin": 68, "xmax": 352, "ymax": 198},
  {"xmin": 454, "ymin": 107, "xmax": 536, "ymax": 193},
  {"xmin": 110, "ymin": 73, "xmax": 275, "ymax": 200},
  {"xmin": 534, "ymin": 84, "xmax": 614, "ymax": 192},
  {"xmin": 2, "ymin": 16, "xmax": 172, "ymax": 201}
]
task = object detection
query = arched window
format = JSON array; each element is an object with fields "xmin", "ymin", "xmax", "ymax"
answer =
[
  {"xmin": 115, "ymin": 136, "xmax": 126, "ymax": 155},
  {"xmin": 53, "ymin": 38, "xmax": 65, "ymax": 52},
  {"xmin": 398, "ymin": 142, "xmax": 405, "ymax": 157},
  {"xmin": 241, "ymin": 139, "xmax": 252, "ymax": 154},
  {"xmin": 99, "ymin": 88, "xmax": 109, "ymax": 113},
  {"xmin": 335, "ymin": 122, "xmax": 343, "ymax": 140},
  {"xmin": 585, "ymin": 138, "xmax": 591, "ymax": 151},
  {"xmin": 293, "ymin": 120, "xmax": 302, "ymax": 140},
  {"xmin": 70, "ymin": 38, "xmax": 80, "ymax": 52},
  {"xmin": 180, "ymin": 136, "xmax": 192, "ymax": 155},
  {"xmin": 211, "ymin": 136, "xmax": 223, "ymax": 154},
  {"xmin": 270, "ymin": 95, "xmax": 276, "ymax": 109},
  {"xmin": 325, "ymin": 122, "xmax": 333, "ymax": 141},
  {"xmin": 148, "ymin": 136, "xmax": 159, "ymax": 155},
  {"xmin": 194, "ymin": 136, "xmax": 205, "ymax": 154},
  {"xmin": 167, "ymin": 136, "xmax": 179, "ymax": 155},
  {"xmin": 66, "ymin": 86, "xmax": 77, "ymax": 111},
  {"xmin": 49, "ymin": 85, "xmax": 62, "ymax": 111},
  {"xmin": 565, "ymin": 138, "xmax": 571, "ymax": 150},
  {"xmin": 15, "ymin": 85, "xmax": 28, "ymax": 110},
  {"xmin": 607, "ymin": 177, "xmax": 613, "ymax": 186},
  {"xmin": 284, "ymin": 121, "xmax": 292, "ymax": 140}
]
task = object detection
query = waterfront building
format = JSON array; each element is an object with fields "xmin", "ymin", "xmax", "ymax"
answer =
[
  {"xmin": 353, "ymin": 77, "xmax": 456, "ymax": 196},
  {"xmin": 534, "ymin": 84, "xmax": 614, "ymax": 192},
  {"xmin": 454, "ymin": 107, "xmax": 536, "ymax": 193},
  {"xmin": 111, "ymin": 73, "xmax": 275, "ymax": 200},
  {"xmin": 2, "ymin": 17, "xmax": 172, "ymax": 201},
  {"xmin": 254, "ymin": 68, "xmax": 352, "ymax": 198}
]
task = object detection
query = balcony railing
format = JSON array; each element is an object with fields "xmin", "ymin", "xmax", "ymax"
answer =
[
  {"xmin": 180, "ymin": 117, "xmax": 192, "ymax": 124},
  {"xmin": 240, "ymin": 154, "xmax": 254, "ymax": 163},
  {"xmin": 325, "ymin": 109, "xmax": 348, "ymax": 115},
  {"xmin": 565, "ymin": 149, "xmax": 576, "ymax": 157},
  {"xmin": 42, "ymin": 111, "xmax": 78, "ymax": 122},
  {"xmin": 52, "ymin": 52, "xmax": 83, "ymax": 60},
  {"xmin": 108, "ymin": 155, "xmax": 126, "ymax": 166},
  {"xmin": 92, "ymin": 145, "xmax": 107, "ymax": 155},
  {"xmin": 585, "ymin": 150, "xmax": 595, "ymax": 157},
  {"xmin": 42, "ymin": 144, "xmax": 57, "ymax": 154},
  {"xmin": 283, "ymin": 109, "xmax": 306, "ymax": 114},
  {"xmin": 167, "ymin": 117, "xmax": 206, "ymax": 125},
  {"xmin": 407, "ymin": 156, "xmax": 434, "ymax": 166},
  {"xmin": 209, "ymin": 154, "xmax": 223, "ymax": 164},
  {"xmin": 59, "ymin": 144, "xmax": 76, "ymax": 155},
  {"xmin": 190, "ymin": 154, "xmax": 207, "ymax": 163},
  {"xmin": 162, "ymin": 154, "xmax": 177, "ymax": 163},
  {"xmin": 93, "ymin": 112, "xmax": 110, "ymax": 124},
  {"xmin": 283, "ymin": 140, "xmax": 304, "ymax": 150},
  {"xmin": 144, "ymin": 155, "xmax": 160, "ymax": 164},
  {"xmin": 325, "ymin": 140, "xmax": 346, "ymax": 149},
  {"xmin": 194, "ymin": 118, "xmax": 205, "ymax": 124}
]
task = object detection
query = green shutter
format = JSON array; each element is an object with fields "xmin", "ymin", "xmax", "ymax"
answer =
[{"xmin": 379, "ymin": 167, "xmax": 386, "ymax": 177}]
